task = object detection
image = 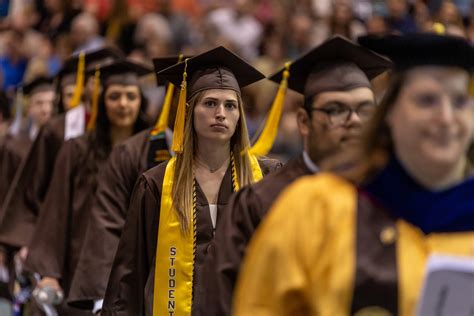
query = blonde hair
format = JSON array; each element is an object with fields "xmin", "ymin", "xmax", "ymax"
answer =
[{"xmin": 171, "ymin": 90, "xmax": 255, "ymax": 233}]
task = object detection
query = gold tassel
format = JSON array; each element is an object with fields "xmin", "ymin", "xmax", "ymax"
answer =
[
  {"xmin": 171, "ymin": 58, "xmax": 189, "ymax": 153},
  {"xmin": 432, "ymin": 22, "xmax": 446, "ymax": 35},
  {"xmin": 69, "ymin": 52, "xmax": 85, "ymax": 108},
  {"xmin": 151, "ymin": 54, "xmax": 184, "ymax": 136},
  {"xmin": 86, "ymin": 67, "xmax": 101, "ymax": 131},
  {"xmin": 249, "ymin": 61, "xmax": 291, "ymax": 156}
]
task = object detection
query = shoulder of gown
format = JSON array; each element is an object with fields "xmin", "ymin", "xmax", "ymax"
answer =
[{"xmin": 232, "ymin": 172, "xmax": 357, "ymax": 315}]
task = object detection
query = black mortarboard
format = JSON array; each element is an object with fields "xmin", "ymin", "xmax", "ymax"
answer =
[
  {"xmin": 56, "ymin": 46, "xmax": 124, "ymax": 87},
  {"xmin": 269, "ymin": 36, "xmax": 392, "ymax": 98},
  {"xmin": 88, "ymin": 59, "xmax": 153, "ymax": 86},
  {"xmin": 23, "ymin": 76, "xmax": 54, "ymax": 96},
  {"xmin": 152, "ymin": 55, "xmax": 192, "ymax": 85},
  {"xmin": 358, "ymin": 33, "xmax": 474, "ymax": 72},
  {"xmin": 157, "ymin": 46, "xmax": 265, "ymax": 99}
]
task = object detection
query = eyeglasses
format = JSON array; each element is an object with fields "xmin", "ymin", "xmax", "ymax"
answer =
[{"xmin": 312, "ymin": 102, "xmax": 376, "ymax": 126}]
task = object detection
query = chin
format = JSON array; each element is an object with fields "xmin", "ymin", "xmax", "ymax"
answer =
[{"xmin": 419, "ymin": 146, "xmax": 465, "ymax": 170}]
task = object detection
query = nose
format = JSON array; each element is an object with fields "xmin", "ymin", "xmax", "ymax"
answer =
[
  {"xmin": 345, "ymin": 109, "xmax": 362, "ymax": 127},
  {"xmin": 438, "ymin": 96, "xmax": 455, "ymax": 124},
  {"xmin": 215, "ymin": 104, "xmax": 226, "ymax": 121},
  {"xmin": 119, "ymin": 94, "xmax": 128, "ymax": 107}
]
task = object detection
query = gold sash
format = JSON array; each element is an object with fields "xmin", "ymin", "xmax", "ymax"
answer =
[{"xmin": 153, "ymin": 155, "xmax": 262, "ymax": 315}]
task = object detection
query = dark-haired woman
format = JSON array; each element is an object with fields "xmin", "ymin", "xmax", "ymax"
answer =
[
  {"xmin": 24, "ymin": 60, "xmax": 152, "ymax": 315},
  {"xmin": 234, "ymin": 34, "xmax": 473, "ymax": 316}
]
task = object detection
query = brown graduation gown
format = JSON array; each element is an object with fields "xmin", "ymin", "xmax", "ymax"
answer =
[
  {"xmin": 0, "ymin": 115, "xmax": 66, "ymax": 248},
  {"xmin": 0, "ymin": 133, "xmax": 31, "ymax": 301},
  {"xmin": 25, "ymin": 134, "xmax": 101, "ymax": 316},
  {"xmin": 202, "ymin": 154, "xmax": 312, "ymax": 315},
  {"xmin": 0, "ymin": 133, "xmax": 31, "ymax": 206},
  {"xmin": 101, "ymin": 158, "xmax": 281, "ymax": 316},
  {"xmin": 67, "ymin": 129, "xmax": 151, "ymax": 309}
]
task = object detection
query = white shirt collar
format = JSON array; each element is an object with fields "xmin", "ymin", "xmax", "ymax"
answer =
[{"xmin": 302, "ymin": 151, "xmax": 319, "ymax": 174}]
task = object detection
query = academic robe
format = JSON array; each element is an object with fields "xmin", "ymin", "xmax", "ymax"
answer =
[
  {"xmin": 67, "ymin": 128, "xmax": 152, "ymax": 309},
  {"xmin": 0, "ymin": 133, "xmax": 31, "ymax": 206},
  {"xmin": 0, "ymin": 115, "xmax": 65, "ymax": 248},
  {"xmin": 202, "ymin": 154, "xmax": 312, "ymax": 315},
  {"xmin": 0, "ymin": 133, "xmax": 32, "ymax": 302},
  {"xmin": 25, "ymin": 134, "xmax": 102, "ymax": 316},
  {"xmin": 101, "ymin": 158, "xmax": 281, "ymax": 316},
  {"xmin": 233, "ymin": 173, "xmax": 474, "ymax": 316}
]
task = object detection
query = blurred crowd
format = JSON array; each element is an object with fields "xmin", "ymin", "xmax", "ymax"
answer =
[{"xmin": 0, "ymin": 0, "xmax": 473, "ymax": 160}]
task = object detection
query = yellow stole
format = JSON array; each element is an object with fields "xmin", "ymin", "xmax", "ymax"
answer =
[{"xmin": 153, "ymin": 154, "xmax": 263, "ymax": 315}]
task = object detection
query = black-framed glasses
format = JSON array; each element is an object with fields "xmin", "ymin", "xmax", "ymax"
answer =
[{"xmin": 312, "ymin": 102, "xmax": 376, "ymax": 126}]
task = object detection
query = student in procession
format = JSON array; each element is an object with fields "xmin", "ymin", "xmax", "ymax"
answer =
[
  {"xmin": 201, "ymin": 36, "xmax": 393, "ymax": 315},
  {"xmin": 0, "ymin": 76, "xmax": 55, "ymax": 305},
  {"xmin": 0, "ymin": 47, "xmax": 123, "ymax": 251},
  {"xmin": 101, "ymin": 46, "xmax": 281, "ymax": 316},
  {"xmin": 0, "ymin": 76, "xmax": 55, "ymax": 206},
  {"xmin": 66, "ymin": 55, "xmax": 187, "ymax": 313},
  {"xmin": 24, "ymin": 59, "xmax": 152, "ymax": 315},
  {"xmin": 233, "ymin": 33, "xmax": 474, "ymax": 316}
]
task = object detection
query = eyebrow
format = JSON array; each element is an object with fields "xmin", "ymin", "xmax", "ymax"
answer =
[
  {"xmin": 203, "ymin": 97, "xmax": 238, "ymax": 103},
  {"xmin": 320, "ymin": 99, "xmax": 375, "ymax": 107}
]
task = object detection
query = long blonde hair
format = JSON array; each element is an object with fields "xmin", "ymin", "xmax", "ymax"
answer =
[{"xmin": 171, "ymin": 90, "xmax": 255, "ymax": 233}]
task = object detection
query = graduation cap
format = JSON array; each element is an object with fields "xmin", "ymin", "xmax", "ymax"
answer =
[
  {"xmin": 157, "ymin": 46, "xmax": 265, "ymax": 153},
  {"xmin": 249, "ymin": 36, "xmax": 392, "ymax": 156},
  {"xmin": 86, "ymin": 59, "xmax": 152, "ymax": 131},
  {"xmin": 23, "ymin": 76, "xmax": 54, "ymax": 96},
  {"xmin": 87, "ymin": 59, "xmax": 152, "ymax": 86},
  {"xmin": 269, "ymin": 36, "xmax": 392, "ymax": 97},
  {"xmin": 357, "ymin": 33, "xmax": 474, "ymax": 72},
  {"xmin": 58, "ymin": 47, "xmax": 124, "ymax": 109},
  {"xmin": 152, "ymin": 55, "xmax": 193, "ymax": 85},
  {"xmin": 157, "ymin": 46, "xmax": 265, "ymax": 99}
]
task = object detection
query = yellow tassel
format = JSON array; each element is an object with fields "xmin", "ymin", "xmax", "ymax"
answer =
[
  {"xmin": 151, "ymin": 54, "xmax": 184, "ymax": 136},
  {"xmin": 69, "ymin": 52, "xmax": 85, "ymax": 109},
  {"xmin": 86, "ymin": 67, "xmax": 101, "ymax": 131},
  {"xmin": 432, "ymin": 22, "xmax": 446, "ymax": 35},
  {"xmin": 171, "ymin": 58, "xmax": 189, "ymax": 153},
  {"xmin": 249, "ymin": 61, "xmax": 291, "ymax": 156}
]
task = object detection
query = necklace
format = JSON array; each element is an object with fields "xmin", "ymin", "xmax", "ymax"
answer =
[{"xmin": 195, "ymin": 156, "xmax": 230, "ymax": 173}]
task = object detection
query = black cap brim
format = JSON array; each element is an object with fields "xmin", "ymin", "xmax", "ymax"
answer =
[
  {"xmin": 23, "ymin": 76, "xmax": 54, "ymax": 95},
  {"xmin": 56, "ymin": 46, "xmax": 124, "ymax": 79},
  {"xmin": 152, "ymin": 55, "xmax": 192, "ymax": 85},
  {"xmin": 358, "ymin": 34, "xmax": 474, "ymax": 72}
]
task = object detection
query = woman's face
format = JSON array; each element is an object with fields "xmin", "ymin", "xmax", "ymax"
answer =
[
  {"xmin": 193, "ymin": 89, "xmax": 240, "ymax": 144},
  {"xmin": 104, "ymin": 84, "xmax": 141, "ymax": 128},
  {"xmin": 62, "ymin": 84, "xmax": 75, "ymax": 111},
  {"xmin": 387, "ymin": 67, "xmax": 473, "ymax": 174}
]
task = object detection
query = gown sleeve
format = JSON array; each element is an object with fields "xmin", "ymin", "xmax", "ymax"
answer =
[
  {"xmin": 24, "ymin": 138, "xmax": 76, "ymax": 280},
  {"xmin": 232, "ymin": 175, "xmax": 345, "ymax": 316},
  {"xmin": 101, "ymin": 175, "xmax": 160, "ymax": 316},
  {"xmin": 67, "ymin": 143, "xmax": 141, "ymax": 307},
  {"xmin": 202, "ymin": 186, "xmax": 263, "ymax": 315}
]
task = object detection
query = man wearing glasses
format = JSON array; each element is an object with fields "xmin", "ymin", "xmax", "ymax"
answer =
[{"xmin": 201, "ymin": 36, "xmax": 392, "ymax": 315}]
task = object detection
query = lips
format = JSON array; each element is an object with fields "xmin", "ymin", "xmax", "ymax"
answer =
[{"xmin": 210, "ymin": 123, "xmax": 228, "ymax": 129}]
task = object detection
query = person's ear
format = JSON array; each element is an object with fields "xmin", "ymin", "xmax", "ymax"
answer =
[{"xmin": 297, "ymin": 108, "xmax": 310, "ymax": 137}]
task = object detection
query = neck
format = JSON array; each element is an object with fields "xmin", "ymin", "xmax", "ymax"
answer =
[
  {"xmin": 400, "ymin": 156, "xmax": 468, "ymax": 190},
  {"xmin": 195, "ymin": 139, "xmax": 231, "ymax": 172},
  {"xmin": 110, "ymin": 125, "xmax": 134, "ymax": 146}
]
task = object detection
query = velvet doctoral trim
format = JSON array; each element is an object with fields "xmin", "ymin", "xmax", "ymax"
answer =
[{"xmin": 362, "ymin": 157, "xmax": 474, "ymax": 234}]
